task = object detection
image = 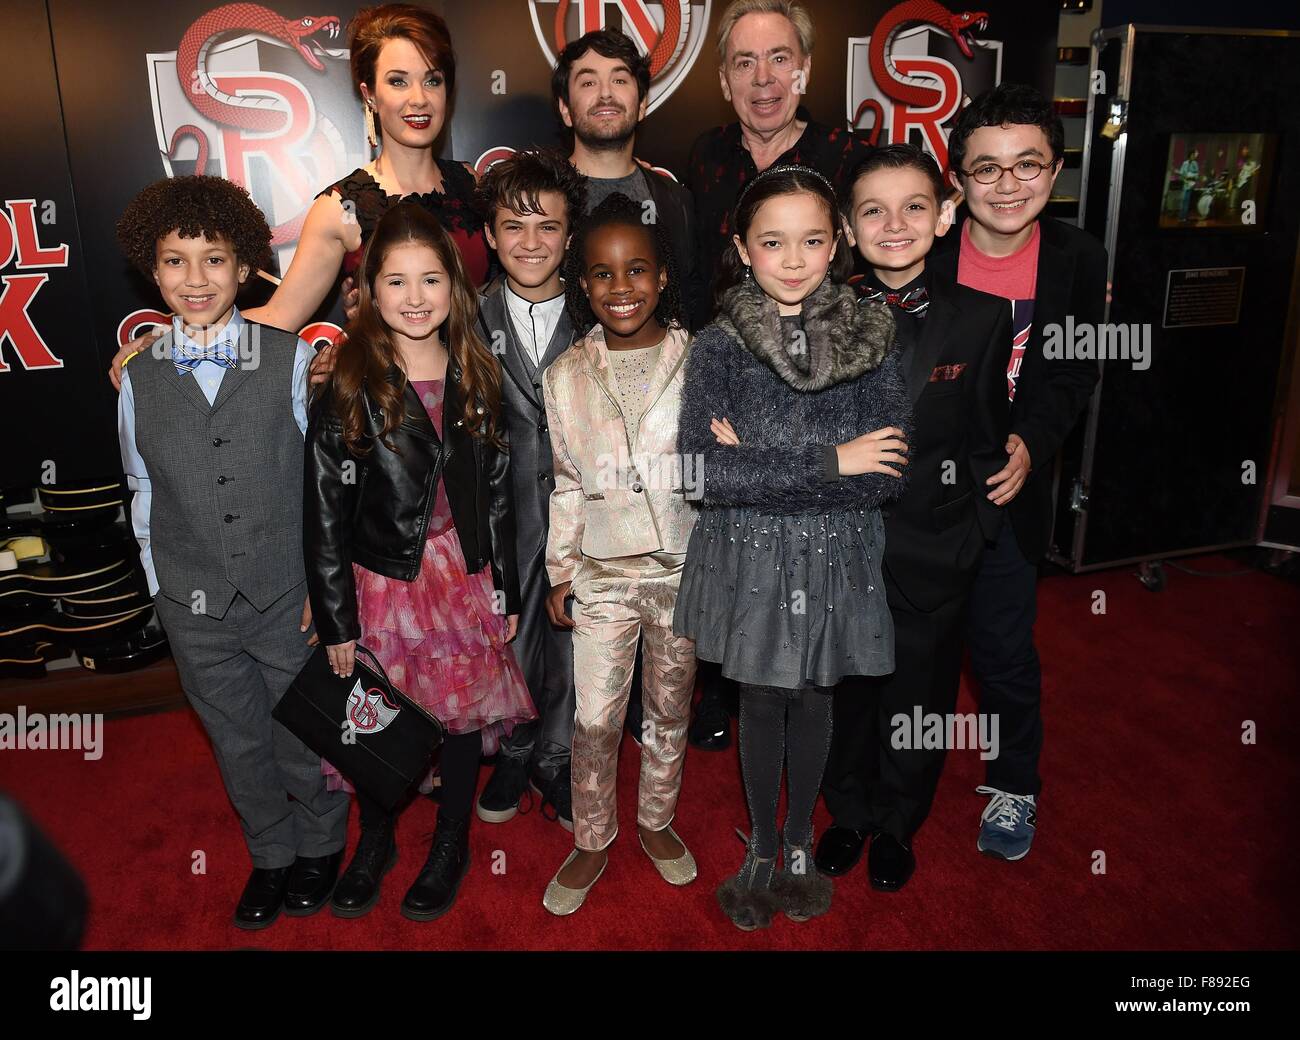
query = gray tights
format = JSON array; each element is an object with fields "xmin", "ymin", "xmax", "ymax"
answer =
[{"xmin": 737, "ymin": 683, "xmax": 835, "ymax": 859}]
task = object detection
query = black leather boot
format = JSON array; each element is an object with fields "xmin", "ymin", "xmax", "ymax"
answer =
[
  {"xmin": 400, "ymin": 812, "xmax": 471, "ymax": 921},
  {"xmin": 284, "ymin": 851, "xmax": 343, "ymax": 916},
  {"xmin": 331, "ymin": 822, "xmax": 397, "ymax": 919},
  {"xmin": 530, "ymin": 763, "xmax": 574, "ymax": 832}
]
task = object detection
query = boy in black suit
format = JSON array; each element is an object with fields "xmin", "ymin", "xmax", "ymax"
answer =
[
  {"xmin": 817, "ymin": 145, "xmax": 1013, "ymax": 889},
  {"xmin": 930, "ymin": 84, "xmax": 1106, "ymax": 861}
]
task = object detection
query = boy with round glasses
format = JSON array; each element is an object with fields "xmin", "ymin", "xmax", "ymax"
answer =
[{"xmin": 930, "ymin": 84, "xmax": 1107, "ymax": 862}]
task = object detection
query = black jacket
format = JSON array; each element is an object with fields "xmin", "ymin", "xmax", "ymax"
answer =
[
  {"xmin": 304, "ymin": 363, "xmax": 520, "ymax": 647},
  {"xmin": 880, "ymin": 274, "xmax": 1012, "ymax": 613},
  {"xmin": 930, "ymin": 214, "xmax": 1106, "ymax": 562},
  {"xmin": 642, "ymin": 165, "xmax": 709, "ymax": 332}
]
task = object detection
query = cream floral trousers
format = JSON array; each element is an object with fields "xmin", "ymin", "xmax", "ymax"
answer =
[{"xmin": 569, "ymin": 549, "xmax": 697, "ymax": 851}]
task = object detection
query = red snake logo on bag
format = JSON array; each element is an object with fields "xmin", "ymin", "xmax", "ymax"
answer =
[{"xmin": 347, "ymin": 680, "xmax": 401, "ymax": 734}]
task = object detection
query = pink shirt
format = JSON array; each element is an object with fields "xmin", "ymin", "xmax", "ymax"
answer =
[{"xmin": 958, "ymin": 221, "xmax": 1040, "ymax": 401}]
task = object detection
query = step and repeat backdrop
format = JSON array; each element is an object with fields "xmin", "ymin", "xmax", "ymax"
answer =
[{"xmin": 1, "ymin": 0, "xmax": 1058, "ymax": 487}]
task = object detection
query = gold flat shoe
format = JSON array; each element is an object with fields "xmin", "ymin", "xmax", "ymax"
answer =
[
  {"xmin": 638, "ymin": 825, "xmax": 698, "ymax": 886},
  {"xmin": 542, "ymin": 849, "xmax": 607, "ymax": 916}
]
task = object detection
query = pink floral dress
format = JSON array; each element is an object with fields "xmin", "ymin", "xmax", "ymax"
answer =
[{"xmin": 323, "ymin": 378, "xmax": 535, "ymax": 793}]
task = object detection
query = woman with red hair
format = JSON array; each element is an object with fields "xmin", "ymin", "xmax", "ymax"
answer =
[{"xmin": 109, "ymin": 4, "xmax": 487, "ymax": 385}]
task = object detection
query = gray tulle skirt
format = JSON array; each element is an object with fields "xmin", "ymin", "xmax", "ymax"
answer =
[{"xmin": 673, "ymin": 505, "xmax": 894, "ymax": 691}]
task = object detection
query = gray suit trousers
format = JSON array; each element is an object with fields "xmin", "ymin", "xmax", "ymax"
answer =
[
  {"xmin": 496, "ymin": 545, "xmax": 575, "ymax": 780},
  {"xmin": 154, "ymin": 581, "xmax": 349, "ymax": 868}
]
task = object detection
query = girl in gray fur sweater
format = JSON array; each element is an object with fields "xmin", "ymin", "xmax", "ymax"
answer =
[{"xmin": 672, "ymin": 165, "xmax": 911, "ymax": 930}]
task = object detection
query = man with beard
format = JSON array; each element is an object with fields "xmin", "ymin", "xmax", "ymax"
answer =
[{"xmin": 553, "ymin": 29, "xmax": 707, "ymax": 331}]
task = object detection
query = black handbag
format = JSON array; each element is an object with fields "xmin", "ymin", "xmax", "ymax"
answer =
[{"xmin": 273, "ymin": 644, "xmax": 445, "ymax": 812}]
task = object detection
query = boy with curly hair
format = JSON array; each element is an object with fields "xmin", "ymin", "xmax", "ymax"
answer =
[{"xmin": 116, "ymin": 175, "xmax": 348, "ymax": 930}]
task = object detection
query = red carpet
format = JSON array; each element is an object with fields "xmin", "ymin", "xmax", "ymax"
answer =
[{"xmin": 3, "ymin": 554, "xmax": 1298, "ymax": 950}]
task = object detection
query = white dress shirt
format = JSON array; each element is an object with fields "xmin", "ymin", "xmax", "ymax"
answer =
[{"xmin": 503, "ymin": 281, "xmax": 566, "ymax": 367}]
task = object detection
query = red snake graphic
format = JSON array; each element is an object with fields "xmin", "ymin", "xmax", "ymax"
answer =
[
  {"xmin": 552, "ymin": 0, "xmax": 685, "ymax": 78},
  {"xmin": 852, "ymin": 1, "xmax": 988, "ymax": 144},
  {"xmin": 168, "ymin": 3, "xmax": 342, "ymax": 244}
]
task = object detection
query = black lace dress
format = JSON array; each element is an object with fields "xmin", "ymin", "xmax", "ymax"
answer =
[{"xmin": 318, "ymin": 159, "xmax": 488, "ymax": 286}]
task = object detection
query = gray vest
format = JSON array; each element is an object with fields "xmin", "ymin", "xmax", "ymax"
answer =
[{"xmin": 129, "ymin": 321, "xmax": 306, "ymax": 619}]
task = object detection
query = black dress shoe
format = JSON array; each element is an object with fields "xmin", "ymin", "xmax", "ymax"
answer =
[
  {"xmin": 233, "ymin": 866, "xmax": 291, "ymax": 930},
  {"xmin": 814, "ymin": 826, "xmax": 869, "ymax": 877},
  {"xmin": 867, "ymin": 831, "xmax": 916, "ymax": 892},
  {"xmin": 283, "ymin": 851, "xmax": 343, "ymax": 916},
  {"xmin": 688, "ymin": 698, "xmax": 731, "ymax": 751},
  {"xmin": 332, "ymin": 824, "xmax": 397, "ymax": 918},
  {"xmin": 401, "ymin": 813, "xmax": 470, "ymax": 921}
]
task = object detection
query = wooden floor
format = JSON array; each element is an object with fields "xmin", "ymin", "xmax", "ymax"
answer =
[{"xmin": 0, "ymin": 656, "xmax": 185, "ymax": 718}]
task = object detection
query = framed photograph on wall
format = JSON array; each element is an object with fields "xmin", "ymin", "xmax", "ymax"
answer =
[{"xmin": 1158, "ymin": 131, "xmax": 1277, "ymax": 230}]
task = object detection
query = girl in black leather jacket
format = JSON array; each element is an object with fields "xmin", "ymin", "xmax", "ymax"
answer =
[{"xmin": 304, "ymin": 202, "xmax": 535, "ymax": 922}]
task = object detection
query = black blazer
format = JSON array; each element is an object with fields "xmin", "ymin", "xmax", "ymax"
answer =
[
  {"xmin": 881, "ymin": 274, "xmax": 1012, "ymax": 613},
  {"xmin": 304, "ymin": 363, "xmax": 520, "ymax": 647},
  {"xmin": 930, "ymin": 214, "xmax": 1106, "ymax": 562},
  {"xmin": 642, "ymin": 166, "xmax": 708, "ymax": 332}
]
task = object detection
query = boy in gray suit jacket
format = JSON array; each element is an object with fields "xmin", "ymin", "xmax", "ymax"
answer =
[
  {"xmin": 115, "ymin": 176, "xmax": 348, "ymax": 930},
  {"xmin": 474, "ymin": 151, "xmax": 588, "ymax": 830}
]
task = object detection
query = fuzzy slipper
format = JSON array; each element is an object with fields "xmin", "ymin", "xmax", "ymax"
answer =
[
  {"xmin": 774, "ymin": 840, "xmax": 833, "ymax": 922},
  {"xmin": 716, "ymin": 841, "xmax": 781, "ymax": 931},
  {"xmin": 716, "ymin": 873, "xmax": 783, "ymax": 931}
]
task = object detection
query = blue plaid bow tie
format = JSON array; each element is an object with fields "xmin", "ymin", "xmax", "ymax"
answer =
[
  {"xmin": 858, "ymin": 284, "xmax": 930, "ymax": 317},
  {"xmin": 172, "ymin": 338, "xmax": 238, "ymax": 375}
]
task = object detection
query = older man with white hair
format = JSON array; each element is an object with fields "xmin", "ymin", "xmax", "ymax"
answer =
[
  {"xmin": 683, "ymin": 0, "xmax": 875, "ymax": 752},
  {"xmin": 686, "ymin": 0, "xmax": 874, "ymax": 294}
]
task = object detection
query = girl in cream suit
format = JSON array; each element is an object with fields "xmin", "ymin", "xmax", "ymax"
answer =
[{"xmin": 540, "ymin": 194, "xmax": 699, "ymax": 915}]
